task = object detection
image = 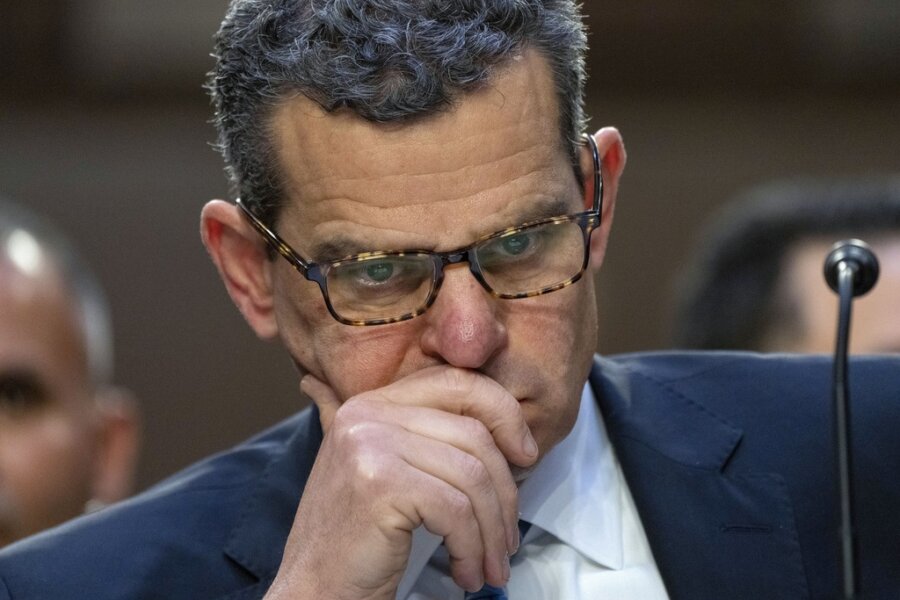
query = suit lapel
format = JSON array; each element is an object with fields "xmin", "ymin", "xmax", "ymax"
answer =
[
  {"xmin": 222, "ymin": 406, "xmax": 324, "ymax": 596},
  {"xmin": 591, "ymin": 357, "xmax": 810, "ymax": 599}
]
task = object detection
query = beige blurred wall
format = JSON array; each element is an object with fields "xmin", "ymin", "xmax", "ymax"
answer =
[{"xmin": 2, "ymin": 2, "xmax": 898, "ymax": 489}]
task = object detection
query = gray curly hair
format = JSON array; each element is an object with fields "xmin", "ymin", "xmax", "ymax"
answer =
[{"xmin": 210, "ymin": 0, "xmax": 589, "ymax": 225}]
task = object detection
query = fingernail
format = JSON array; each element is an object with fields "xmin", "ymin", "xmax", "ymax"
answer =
[
  {"xmin": 503, "ymin": 553, "xmax": 511, "ymax": 581},
  {"xmin": 523, "ymin": 430, "xmax": 538, "ymax": 458},
  {"xmin": 299, "ymin": 376, "xmax": 310, "ymax": 395},
  {"xmin": 510, "ymin": 512, "xmax": 522, "ymax": 554}
]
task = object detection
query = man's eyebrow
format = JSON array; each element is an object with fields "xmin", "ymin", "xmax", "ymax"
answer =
[
  {"xmin": 308, "ymin": 198, "xmax": 578, "ymax": 261},
  {"xmin": 309, "ymin": 236, "xmax": 375, "ymax": 262},
  {"xmin": 513, "ymin": 197, "xmax": 579, "ymax": 225}
]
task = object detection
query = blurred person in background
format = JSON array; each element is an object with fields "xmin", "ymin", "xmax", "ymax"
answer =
[
  {"xmin": 674, "ymin": 178, "xmax": 900, "ymax": 353},
  {"xmin": 0, "ymin": 197, "xmax": 140, "ymax": 547}
]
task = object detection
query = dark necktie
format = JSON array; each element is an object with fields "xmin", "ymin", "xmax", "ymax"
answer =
[{"xmin": 464, "ymin": 521, "xmax": 531, "ymax": 600}]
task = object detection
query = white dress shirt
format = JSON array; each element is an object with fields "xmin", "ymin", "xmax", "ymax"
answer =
[{"xmin": 399, "ymin": 384, "xmax": 670, "ymax": 599}]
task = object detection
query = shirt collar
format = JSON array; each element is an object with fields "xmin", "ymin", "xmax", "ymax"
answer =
[
  {"xmin": 397, "ymin": 383, "xmax": 623, "ymax": 597},
  {"xmin": 517, "ymin": 382, "xmax": 624, "ymax": 570}
]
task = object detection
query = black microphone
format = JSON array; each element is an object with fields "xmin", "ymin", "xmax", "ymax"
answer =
[
  {"xmin": 824, "ymin": 239, "xmax": 880, "ymax": 298},
  {"xmin": 823, "ymin": 239, "xmax": 879, "ymax": 600}
]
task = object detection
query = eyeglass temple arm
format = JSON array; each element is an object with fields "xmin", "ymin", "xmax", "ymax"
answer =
[
  {"xmin": 581, "ymin": 132, "xmax": 603, "ymax": 215},
  {"xmin": 235, "ymin": 198, "xmax": 311, "ymax": 275}
]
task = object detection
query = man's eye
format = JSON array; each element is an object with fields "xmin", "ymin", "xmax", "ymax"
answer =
[
  {"xmin": 330, "ymin": 256, "xmax": 433, "ymax": 305},
  {"xmin": 500, "ymin": 233, "xmax": 533, "ymax": 256},
  {"xmin": 0, "ymin": 373, "xmax": 46, "ymax": 416},
  {"xmin": 363, "ymin": 261, "xmax": 395, "ymax": 283},
  {"xmin": 483, "ymin": 229, "xmax": 543, "ymax": 263}
]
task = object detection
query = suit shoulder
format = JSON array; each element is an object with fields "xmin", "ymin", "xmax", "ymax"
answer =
[
  {"xmin": 0, "ymin": 408, "xmax": 317, "ymax": 600},
  {"xmin": 592, "ymin": 351, "xmax": 900, "ymax": 473},
  {"xmin": 593, "ymin": 350, "xmax": 900, "ymax": 469},
  {"xmin": 596, "ymin": 350, "xmax": 900, "ymax": 415}
]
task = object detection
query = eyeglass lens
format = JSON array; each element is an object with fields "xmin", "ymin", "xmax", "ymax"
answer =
[{"xmin": 327, "ymin": 253, "xmax": 436, "ymax": 322}]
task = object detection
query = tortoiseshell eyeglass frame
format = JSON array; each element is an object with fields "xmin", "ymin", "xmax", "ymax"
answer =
[{"xmin": 236, "ymin": 133, "xmax": 603, "ymax": 326}]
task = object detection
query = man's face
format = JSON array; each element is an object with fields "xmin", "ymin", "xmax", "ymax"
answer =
[
  {"xmin": 768, "ymin": 235, "xmax": 900, "ymax": 353},
  {"xmin": 0, "ymin": 261, "xmax": 99, "ymax": 547},
  {"xmin": 261, "ymin": 51, "xmax": 610, "ymax": 459}
]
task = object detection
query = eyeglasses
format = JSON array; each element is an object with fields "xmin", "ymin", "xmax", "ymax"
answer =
[{"xmin": 237, "ymin": 133, "xmax": 602, "ymax": 326}]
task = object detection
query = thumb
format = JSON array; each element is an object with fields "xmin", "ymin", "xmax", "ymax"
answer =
[{"xmin": 300, "ymin": 374, "xmax": 342, "ymax": 433}]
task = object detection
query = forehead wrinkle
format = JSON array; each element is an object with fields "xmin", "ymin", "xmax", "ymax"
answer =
[
  {"xmin": 272, "ymin": 55, "xmax": 564, "ymax": 214},
  {"xmin": 283, "ymin": 140, "xmax": 562, "ymax": 216},
  {"xmin": 324, "ymin": 139, "xmax": 543, "ymax": 186},
  {"xmin": 287, "ymin": 158, "xmax": 566, "ymax": 240},
  {"xmin": 273, "ymin": 58, "xmax": 557, "ymax": 180}
]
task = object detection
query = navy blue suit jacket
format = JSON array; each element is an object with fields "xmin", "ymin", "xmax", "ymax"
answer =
[{"xmin": 1, "ymin": 352, "xmax": 898, "ymax": 599}]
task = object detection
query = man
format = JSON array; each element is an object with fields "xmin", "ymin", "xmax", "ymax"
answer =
[
  {"xmin": 0, "ymin": 198, "xmax": 139, "ymax": 548},
  {"xmin": 674, "ymin": 178, "xmax": 900, "ymax": 352},
  {"xmin": 1, "ymin": 2, "xmax": 898, "ymax": 599}
]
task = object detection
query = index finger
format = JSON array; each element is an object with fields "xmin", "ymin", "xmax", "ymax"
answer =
[{"xmin": 368, "ymin": 366, "xmax": 539, "ymax": 467}]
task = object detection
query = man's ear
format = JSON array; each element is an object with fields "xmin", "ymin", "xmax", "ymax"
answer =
[
  {"xmin": 583, "ymin": 127, "xmax": 626, "ymax": 269},
  {"xmin": 89, "ymin": 387, "xmax": 140, "ymax": 505},
  {"xmin": 200, "ymin": 200, "xmax": 279, "ymax": 339}
]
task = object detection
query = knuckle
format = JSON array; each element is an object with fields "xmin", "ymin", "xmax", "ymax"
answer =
[
  {"xmin": 340, "ymin": 421, "xmax": 379, "ymax": 454},
  {"xmin": 462, "ymin": 416, "xmax": 494, "ymax": 448},
  {"xmin": 458, "ymin": 454, "xmax": 492, "ymax": 491},
  {"xmin": 445, "ymin": 488, "xmax": 474, "ymax": 520},
  {"xmin": 326, "ymin": 395, "xmax": 406, "ymax": 500},
  {"xmin": 349, "ymin": 446, "xmax": 393, "ymax": 493},
  {"xmin": 330, "ymin": 399, "xmax": 362, "ymax": 432},
  {"xmin": 330, "ymin": 396, "xmax": 380, "ymax": 437},
  {"xmin": 329, "ymin": 407, "xmax": 384, "ymax": 462}
]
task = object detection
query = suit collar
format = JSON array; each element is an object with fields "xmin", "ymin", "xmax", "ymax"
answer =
[
  {"xmin": 590, "ymin": 354, "xmax": 809, "ymax": 599},
  {"xmin": 518, "ymin": 382, "xmax": 625, "ymax": 569},
  {"xmin": 223, "ymin": 406, "xmax": 324, "ymax": 585}
]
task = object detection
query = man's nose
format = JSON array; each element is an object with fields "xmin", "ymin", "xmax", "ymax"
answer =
[{"xmin": 418, "ymin": 265, "xmax": 508, "ymax": 369}]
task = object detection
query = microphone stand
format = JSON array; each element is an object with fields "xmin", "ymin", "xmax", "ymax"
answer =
[
  {"xmin": 834, "ymin": 262, "xmax": 857, "ymax": 600},
  {"xmin": 824, "ymin": 239, "xmax": 880, "ymax": 600}
]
